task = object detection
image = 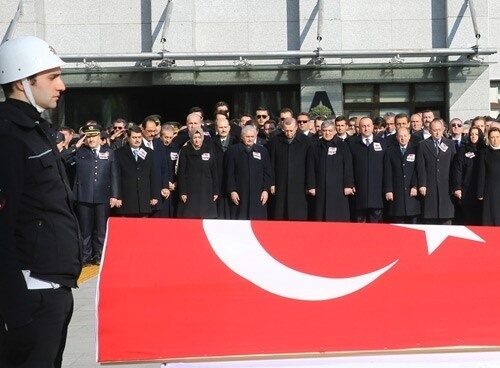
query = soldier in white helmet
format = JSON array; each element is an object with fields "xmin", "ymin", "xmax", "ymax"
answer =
[{"xmin": 0, "ymin": 36, "xmax": 82, "ymax": 368}]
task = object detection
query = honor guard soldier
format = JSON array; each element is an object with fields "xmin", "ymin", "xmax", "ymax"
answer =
[
  {"xmin": 0, "ymin": 36, "xmax": 82, "ymax": 368},
  {"xmin": 68, "ymin": 124, "xmax": 119, "ymax": 265}
]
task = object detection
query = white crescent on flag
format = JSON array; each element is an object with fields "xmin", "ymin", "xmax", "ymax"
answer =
[{"xmin": 203, "ymin": 220, "xmax": 398, "ymax": 301}]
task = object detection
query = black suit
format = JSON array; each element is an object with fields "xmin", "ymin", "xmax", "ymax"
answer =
[
  {"xmin": 348, "ymin": 135, "xmax": 386, "ymax": 222},
  {"xmin": 115, "ymin": 145, "xmax": 160, "ymax": 216},
  {"xmin": 213, "ymin": 135, "xmax": 237, "ymax": 219},
  {"xmin": 69, "ymin": 145, "xmax": 118, "ymax": 263},
  {"xmin": 416, "ymin": 137, "xmax": 456, "ymax": 222},
  {"xmin": 383, "ymin": 144, "xmax": 420, "ymax": 222},
  {"xmin": 145, "ymin": 138, "xmax": 172, "ymax": 217}
]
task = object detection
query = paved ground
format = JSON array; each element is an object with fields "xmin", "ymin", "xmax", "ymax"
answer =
[{"xmin": 62, "ymin": 275, "xmax": 159, "ymax": 367}]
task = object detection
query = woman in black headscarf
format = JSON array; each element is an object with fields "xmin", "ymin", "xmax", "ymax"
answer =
[
  {"xmin": 452, "ymin": 126, "xmax": 486, "ymax": 225},
  {"xmin": 177, "ymin": 127, "xmax": 219, "ymax": 219}
]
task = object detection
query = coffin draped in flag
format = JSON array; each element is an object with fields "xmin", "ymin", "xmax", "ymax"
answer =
[{"xmin": 97, "ymin": 218, "xmax": 500, "ymax": 363}]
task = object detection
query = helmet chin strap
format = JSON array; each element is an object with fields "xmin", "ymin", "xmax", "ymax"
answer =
[{"xmin": 21, "ymin": 78, "xmax": 45, "ymax": 113}]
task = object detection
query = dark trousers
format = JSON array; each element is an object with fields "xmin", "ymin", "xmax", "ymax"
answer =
[
  {"xmin": 391, "ymin": 215, "xmax": 418, "ymax": 224},
  {"xmin": 77, "ymin": 202, "xmax": 109, "ymax": 263},
  {"xmin": 355, "ymin": 208, "xmax": 383, "ymax": 223},
  {"xmin": 0, "ymin": 287, "xmax": 73, "ymax": 368}
]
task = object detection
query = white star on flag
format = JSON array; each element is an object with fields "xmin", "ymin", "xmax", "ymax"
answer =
[{"xmin": 392, "ymin": 224, "xmax": 485, "ymax": 255}]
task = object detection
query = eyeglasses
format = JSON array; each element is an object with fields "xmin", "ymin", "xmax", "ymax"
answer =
[
  {"xmin": 256, "ymin": 115, "xmax": 268, "ymax": 119},
  {"xmin": 297, "ymin": 120, "xmax": 308, "ymax": 124},
  {"xmin": 451, "ymin": 123, "xmax": 462, "ymax": 128}
]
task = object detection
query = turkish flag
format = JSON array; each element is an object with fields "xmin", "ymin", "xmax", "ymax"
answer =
[{"xmin": 97, "ymin": 218, "xmax": 500, "ymax": 363}]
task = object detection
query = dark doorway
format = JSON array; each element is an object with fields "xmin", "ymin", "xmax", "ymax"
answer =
[{"xmin": 62, "ymin": 84, "xmax": 300, "ymax": 130}]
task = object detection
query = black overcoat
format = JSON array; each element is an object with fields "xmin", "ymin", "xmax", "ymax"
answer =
[
  {"xmin": 306, "ymin": 138, "xmax": 354, "ymax": 221},
  {"xmin": 383, "ymin": 143, "xmax": 420, "ymax": 217},
  {"xmin": 177, "ymin": 141, "xmax": 219, "ymax": 219},
  {"xmin": 451, "ymin": 143, "xmax": 483, "ymax": 224},
  {"xmin": 416, "ymin": 137, "xmax": 456, "ymax": 219},
  {"xmin": 268, "ymin": 132, "xmax": 311, "ymax": 220},
  {"xmin": 213, "ymin": 135, "xmax": 238, "ymax": 219},
  {"xmin": 477, "ymin": 147, "xmax": 500, "ymax": 226},
  {"xmin": 348, "ymin": 136, "xmax": 386, "ymax": 210},
  {"xmin": 115, "ymin": 145, "xmax": 159, "ymax": 215},
  {"xmin": 226, "ymin": 143, "xmax": 272, "ymax": 220}
]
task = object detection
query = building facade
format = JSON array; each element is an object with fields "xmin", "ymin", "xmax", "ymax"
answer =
[{"xmin": 1, "ymin": 0, "xmax": 499, "ymax": 127}]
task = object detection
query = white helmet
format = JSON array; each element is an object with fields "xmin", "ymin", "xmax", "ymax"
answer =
[{"xmin": 0, "ymin": 36, "xmax": 64, "ymax": 84}]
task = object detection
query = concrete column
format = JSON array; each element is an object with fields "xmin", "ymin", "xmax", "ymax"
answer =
[{"xmin": 446, "ymin": 0, "xmax": 491, "ymax": 120}]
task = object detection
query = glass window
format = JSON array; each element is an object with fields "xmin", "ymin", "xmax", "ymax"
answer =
[
  {"xmin": 379, "ymin": 107, "xmax": 410, "ymax": 116},
  {"xmin": 344, "ymin": 85, "xmax": 374, "ymax": 103},
  {"xmin": 415, "ymin": 84, "xmax": 444, "ymax": 102},
  {"xmin": 379, "ymin": 84, "xmax": 409, "ymax": 103},
  {"xmin": 347, "ymin": 111, "xmax": 372, "ymax": 119}
]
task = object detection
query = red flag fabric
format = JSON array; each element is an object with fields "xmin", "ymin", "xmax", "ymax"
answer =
[{"xmin": 97, "ymin": 218, "xmax": 500, "ymax": 363}]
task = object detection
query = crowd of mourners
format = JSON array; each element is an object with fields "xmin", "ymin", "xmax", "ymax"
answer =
[{"xmin": 56, "ymin": 101, "xmax": 500, "ymax": 265}]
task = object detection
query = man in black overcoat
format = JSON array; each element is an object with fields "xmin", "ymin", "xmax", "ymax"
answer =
[
  {"xmin": 141, "ymin": 116, "xmax": 171, "ymax": 217},
  {"xmin": 268, "ymin": 117, "xmax": 311, "ymax": 220},
  {"xmin": 416, "ymin": 119, "xmax": 456, "ymax": 224},
  {"xmin": 226, "ymin": 125, "xmax": 272, "ymax": 220},
  {"xmin": 213, "ymin": 116, "xmax": 237, "ymax": 219},
  {"xmin": 383, "ymin": 127, "xmax": 420, "ymax": 223},
  {"xmin": 348, "ymin": 117, "xmax": 386, "ymax": 223},
  {"xmin": 114, "ymin": 126, "xmax": 160, "ymax": 217},
  {"xmin": 307, "ymin": 120, "xmax": 354, "ymax": 221}
]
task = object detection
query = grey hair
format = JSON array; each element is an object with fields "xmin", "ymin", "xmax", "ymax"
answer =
[
  {"xmin": 160, "ymin": 124, "xmax": 175, "ymax": 134},
  {"xmin": 321, "ymin": 120, "xmax": 334, "ymax": 130},
  {"xmin": 241, "ymin": 125, "xmax": 257, "ymax": 136}
]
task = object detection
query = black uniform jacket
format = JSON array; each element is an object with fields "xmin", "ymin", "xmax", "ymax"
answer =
[
  {"xmin": 0, "ymin": 99, "xmax": 82, "ymax": 328},
  {"xmin": 268, "ymin": 132, "xmax": 311, "ymax": 220},
  {"xmin": 115, "ymin": 145, "xmax": 160, "ymax": 215},
  {"xmin": 307, "ymin": 138, "xmax": 354, "ymax": 221},
  {"xmin": 348, "ymin": 135, "xmax": 386, "ymax": 210},
  {"xmin": 177, "ymin": 141, "xmax": 219, "ymax": 219},
  {"xmin": 69, "ymin": 145, "xmax": 119, "ymax": 203},
  {"xmin": 226, "ymin": 143, "xmax": 272, "ymax": 220},
  {"xmin": 416, "ymin": 137, "xmax": 456, "ymax": 219},
  {"xmin": 383, "ymin": 143, "xmax": 421, "ymax": 217}
]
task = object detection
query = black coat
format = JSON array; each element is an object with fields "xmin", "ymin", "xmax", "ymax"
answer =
[
  {"xmin": 307, "ymin": 138, "xmax": 354, "ymax": 221},
  {"xmin": 213, "ymin": 135, "xmax": 238, "ymax": 219},
  {"xmin": 451, "ymin": 143, "xmax": 484, "ymax": 224},
  {"xmin": 348, "ymin": 135, "xmax": 386, "ymax": 210},
  {"xmin": 477, "ymin": 147, "xmax": 500, "ymax": 226},
  {"xmin": 268, "ymin": 132, "xmax": 311, "ymax": 220},
  {"xmin": 69, "ymin": 146, "xmax": 119, "ymax": 204},
  {"xmin": 226, "ymin": 143, "xmax": 272, "ymax": 220},
  {"xmin": 177, "ymin": 141, "xmax": 219, "ymax": 219},
  {"xmin": 148, "ymin": 138, "xmax": 172, "ymax": 215},
  {"xmin": 115, "ymin": 145, "xmax": 160, "ymax": 215},
  {"xmin": 416, "ymin": 137, "xmax": 456, "ymax": 219},
  {"xmin": 0, "ymin": 99, "xmax": 82, "ymax": 328},
  {"xmin": 383, "ymin": 144, "xmax": 421, "ymax": 217},
  {"xmin": 164, "ymin": 143, "xmax": 180, "ymax": 217}
]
